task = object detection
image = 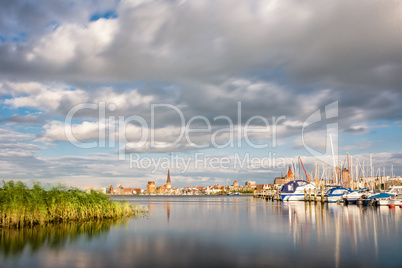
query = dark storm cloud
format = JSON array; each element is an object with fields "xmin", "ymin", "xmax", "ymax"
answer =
[
  {"xmin": 0, "ymin": 0, "xmax": 399, "ymax": 90},
  {"xmin": 285, "ymin": 1, "xmax": 402, "ymax": 92},
  {"xmin": 0, "ymin": 0, "xmax": 400, "ymax": 130}
]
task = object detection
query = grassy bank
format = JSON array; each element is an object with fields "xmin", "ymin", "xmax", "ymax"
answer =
[{"xmin": 0, "ymin": 181, "xmax": 146, "ymax": 228}]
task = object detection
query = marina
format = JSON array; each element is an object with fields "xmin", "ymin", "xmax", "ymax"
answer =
[
  {"xmin": 254, "ymin": 185, "xmax": 402, "ymax": 207},
  {"xmin": 257, "ymin": 153, "xmax": 402, "ymax": 209}
]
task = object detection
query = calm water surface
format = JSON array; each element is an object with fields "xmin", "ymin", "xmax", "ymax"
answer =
[{"xmin": 1, "ymin": 196, "xmax": 401, "ymax": 267}]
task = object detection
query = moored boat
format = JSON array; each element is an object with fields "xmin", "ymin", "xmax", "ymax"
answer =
[
  {"xmin": 385, "ymin": 186, "xmax": 402, "ymax": 196},
  {"xmin": 368, "ymin": 193, "xmax": 394, "ymax": 206},
  {"xmin": 342, "ymin": 188, "xmax": 370, "ymax": 204},
  {"xmin": 361, "ymin": 186, "xmax": 402, "ymax": 206},
  {"xmin": 281, "ymin": 180, "xmax": 317, "ymax": 201},
  {"xmin": 324, "ymin": 187, "xmax": 351, "ymax": 203}
]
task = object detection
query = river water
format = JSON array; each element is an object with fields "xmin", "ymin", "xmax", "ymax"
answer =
[{"xmin": 1, "ymin": 196, "xmax": 401, "ymax": 267}]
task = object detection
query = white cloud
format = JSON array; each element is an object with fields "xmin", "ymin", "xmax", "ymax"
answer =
[
  {"xmin": 0, "ymin": 128, "xmax": 35, "ymax": 142},
  {"xmin": 37, "ymin": 120, "xmax": 104, "ymax": 142},
  {"xmin": 4, "ymin": 82, "xmax": 88, "ymax": 111},
  {"xmin": 3, "ymin": 81, "xmax": 44, "ymax": 95},
  {"xmin": 93, "ymin": 88, "xmax": 155, "ymax": 110},
  {"xmin": 27, "ymin": 18, "xmax": 118, "ymax": 68}
]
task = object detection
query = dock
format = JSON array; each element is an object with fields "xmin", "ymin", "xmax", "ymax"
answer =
[{"xmin": 253, "ymin": 188, "xmax": 326, "ymax": 203}]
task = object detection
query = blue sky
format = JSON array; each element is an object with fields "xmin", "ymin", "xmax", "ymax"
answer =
[{"xmin": 0, "ymin": 0, "xmax": 402, "ymax": 189}]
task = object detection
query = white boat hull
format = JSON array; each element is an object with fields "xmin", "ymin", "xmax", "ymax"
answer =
[
  {"xmin": 281, "ymin": 180, "xmax": 317, "ymax": 202},
  {"xmin": 281, "ymin": 194, "xmax": 306, "ymax": 201},
  {"xmin": 378, "ymin": 198, "xmax": 402, "ymax": 206},
  {"xmin": 325, "ymin": 196, "xmax": 343, "ymax": 203},
  {"xmin": 343, "ymin": 191, "xmax": 370, "ymax": 204}
]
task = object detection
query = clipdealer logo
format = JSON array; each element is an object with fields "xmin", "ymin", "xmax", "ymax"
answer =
[
  {"xmin": 64, "ymin": 102, "xmax": 286, "ymax": 160},
  {"xmin": 302, "ymin": 101, "xmax": 338, "ymax": 167},
  {"xmin": 63, "ymin": 100, "xmax": 338, "ymax": 172}
]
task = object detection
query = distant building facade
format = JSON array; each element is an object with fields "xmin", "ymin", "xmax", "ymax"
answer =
[
  {"xmin": 147, "ymin": 181, "xmax": 156, "ymax": 193},
  {"xmin": 114, "ymin": 184, "xmax": 141, "ymax": 195},
  {"xmin": 256, "ymin": 184, "xmax": 269, "ymax": 192},
  {"xmin": 106, "ymin": 185, "xmax": 114, "ymax": 194},
  {"xmin": 274, "ymin": 166, "xmax": 295, "ymax": 186}
]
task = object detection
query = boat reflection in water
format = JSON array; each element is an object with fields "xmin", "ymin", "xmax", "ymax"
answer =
[
  {"xmin": 0, "ymin": 196, "xmax": 400, "ymax": 268},
  {"xmin": 280, "ymin": 201, "xmax": 400, "ymax": 267}
]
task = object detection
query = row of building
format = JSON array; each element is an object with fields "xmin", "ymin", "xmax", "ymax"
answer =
[{"xmin": 101, "ymin": 170, "xmax": 275, "ymax": 195}]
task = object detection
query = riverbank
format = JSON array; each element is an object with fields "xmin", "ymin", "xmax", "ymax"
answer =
[{"xmin": 0, "ymin": 181, "xmax": 147, "ymax": 228}]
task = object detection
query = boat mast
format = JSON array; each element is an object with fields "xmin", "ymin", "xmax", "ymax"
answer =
[
  {"xmin": 370, "ymin": 153, "xmax": 373, "ymax": 178},
  {"xmin": 356, "ymin": 164, "xmax": 359, "ymax": 188},
  {"xmin": 314, "ymin": 162, "xmax": 319, "ymax": 187},
  {"xmin": 350, "ymin": 154, "xmax": 354, "ymax": 189},
  {"xmin": 298, "ymin": 156, "xmax": 301, "ymax": 180},
  {"xmin": 292, "ymin": 160, "xmax": 296, "ymax": 181},
  {"xmin": 330, "ymin": 134, "xmax": 337, "ymax": 185},
  {"xmin": 347, "ymin": 152, "xmax": 351, "ymax": 189}
]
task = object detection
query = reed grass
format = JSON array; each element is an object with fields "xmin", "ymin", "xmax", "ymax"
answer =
[{"xmin": 0, "ymin": 180, "xmax": 146, "ymax": 228}]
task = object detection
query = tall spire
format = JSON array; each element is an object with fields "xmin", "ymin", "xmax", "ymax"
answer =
[{"xmin": 167, "ymin": 169, "xmax": 171, "ymax": 183}]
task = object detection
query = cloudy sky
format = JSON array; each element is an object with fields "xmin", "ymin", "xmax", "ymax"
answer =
[{"xmin": 1, "ymin": 0, "xmax": 402, "ymax": 189}]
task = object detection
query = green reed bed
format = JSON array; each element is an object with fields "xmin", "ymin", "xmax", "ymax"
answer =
[{"xmin": 0, "ymin": 181, "xmax": 146, "ymax": 228}]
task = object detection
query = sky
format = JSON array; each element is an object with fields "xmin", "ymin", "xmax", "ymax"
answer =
[{"xmin": 0, "ymin": 0, "xmax": 402, "ymax": 189}]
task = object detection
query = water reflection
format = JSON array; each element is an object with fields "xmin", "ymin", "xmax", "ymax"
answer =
[
  {"xmin": 124, "ymin": 196, "xmax": 401, "ymax": 267},
  {"xmin": 0, "ymin": 219, "xmax": 128, "ymax": 259},
  {"xmin": 267, "ymin": 200, "xmax": 400, "ymax": 267},
  {"xmin": 1, "ymin": 196, "xmax": 401, "ymax": 268}
]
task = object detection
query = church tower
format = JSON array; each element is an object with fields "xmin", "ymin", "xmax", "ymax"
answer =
[{"xmin": 166, "ymin": 169, "xmax": 171, "ymax": 189}]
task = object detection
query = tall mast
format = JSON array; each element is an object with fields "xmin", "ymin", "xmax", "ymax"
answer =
[
  {"xmin": 330, "ymin": 134, "xmax": 337, "ymax": 184},
  {"xmin": 350, "ymin": 155, "xmax": 354, "ymax": 181},
  {"xmin": 356, "ymin": 164, "xmax": 359, "ymax": 187},
  {"xmin": 370, "ymin": 154, "xmax": 373, "ymax": 178},
  {"xmin": 298, "ymin": 157, "xmax": 301, "ymax": 180},
  {"xmin": 346, "ymin": 153, "xmax": 349, "ymax": 188}
]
